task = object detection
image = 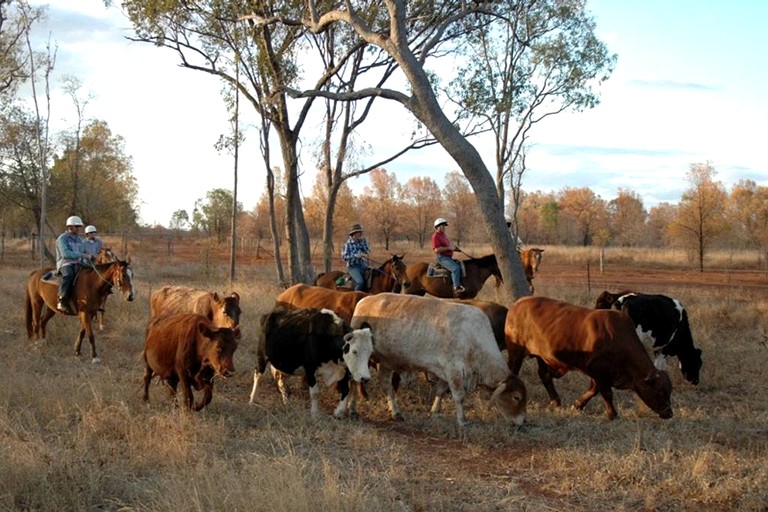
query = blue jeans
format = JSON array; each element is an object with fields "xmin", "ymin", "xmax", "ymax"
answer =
[
  {"xmin": 58, "ymin": 264, "xmax": 79, "ymax": 300},
  {"xmin": 347, "ymin": 265, "xmax": 366, "ymax": 291},
  {"xmin": 436, "ymin": 255, "xmax": 462, "ymax": 288}
]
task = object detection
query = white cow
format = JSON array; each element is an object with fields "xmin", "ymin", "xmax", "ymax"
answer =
[{"xmin": 350, "ymin": 293, "xmax": 527, "ymax": 427}]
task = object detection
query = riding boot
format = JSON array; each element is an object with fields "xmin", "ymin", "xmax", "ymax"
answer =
[{"xmin": 57, "ymin": 296, "xmax": 71, "ymax": 314}]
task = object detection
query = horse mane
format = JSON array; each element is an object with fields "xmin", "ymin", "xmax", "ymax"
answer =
[{"xmin": 467, "ymin": 254, "xmax": 497, "ymax": 267}]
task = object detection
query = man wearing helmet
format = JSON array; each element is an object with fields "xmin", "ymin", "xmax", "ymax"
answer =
[
  {"xmin": 341, "ymin": 223, "xmax": 371, "ymax": 291},
  {"xmin": 55, "ymin": 216, "xmax": 92, "ymax": 313},
  {"xmin": 432, "ymin": 217, "xmax": 464, "ymax": 296},
  {"xmin": 82, "ymin": 225, "xmax": 104, "ymax": 260}
]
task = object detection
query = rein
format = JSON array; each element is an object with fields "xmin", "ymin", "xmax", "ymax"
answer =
[{"xmin": 84, "ymin": 261, "xmax": 118, "ymax": 290}]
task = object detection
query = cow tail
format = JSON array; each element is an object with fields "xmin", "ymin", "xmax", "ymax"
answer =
[
  {"xmin": 256, "ymin": 312, "xmax": 276, "ymax": 373},
  {"xmin": 24, "ymin": 286, "xmax": 33, "ymax": 339}
]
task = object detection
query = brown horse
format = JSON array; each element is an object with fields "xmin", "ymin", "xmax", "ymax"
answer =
[
  {"xmin": 402, "ymin": 254, "xmax": 502, "ymax": 299},
  {"xmin": 518, "ymin": 248, "xmax": 544, "ymax": 293},
  {"xmin": 24, "ymin": 259, "xmax": 136, "ymax": 363},
  {"xmin": 314, "ymin": 254, "xmax": 410, "ymax": 293},
  {"xmin": 94, "ymin": 247, "xmax": 118, "ymax": 329}
]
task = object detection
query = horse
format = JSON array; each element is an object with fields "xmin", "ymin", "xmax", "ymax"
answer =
[
  {"xmin": 24, "ymin": 259, "xmax": 136, "ymax": 363},
  {"xmin": 401, "ymin": 253, "xmax": 502, "ymax": 299},
  {"xmin": 518, "ymin": 248, "xmax": 544, "ymax": 293},
  {"xmin": 94, "ymin": 247, "xmax": 118, "ymax": 329},
  {"xmin": 314, "ymin": 254, "xmax": 410, "ymax": 293}
]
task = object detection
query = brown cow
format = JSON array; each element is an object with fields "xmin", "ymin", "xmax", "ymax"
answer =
[
  {"xmin": 517, "ymin": 248, "xmax": 544, "ymax": 293},
  {"xmin": 505, "ymin": 296, "xmax": 672, "ymax": 420},
  {"xmin": 150, "ymin": 285, "xmax": 241, "ymax": 329},
  {"xmin": 276, "ymin": 284, "xmax": 368, "ymax": 323},
  {"xmin": 143, "ymin": 313, "xmax": 239, "ymax": 411}
]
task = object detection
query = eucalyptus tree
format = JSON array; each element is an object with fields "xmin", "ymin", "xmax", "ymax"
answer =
[
  {"xmin": 244, "ymin": 0, "xmax": 560, "ymax": 298},
  {"xmin": 449, "ymin": 0, "xmax": 615, "ymax": 236},
  {"xmin": 123, "ymin": 0, "xmax": 327, "ymax": 283}
]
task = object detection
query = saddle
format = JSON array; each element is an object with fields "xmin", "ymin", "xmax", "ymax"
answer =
[
  {"xmin": 427, "ymin": 260, "xmax": 466, "ymax": 279},
  {"xmin": 335, "ymin": 269, "xmax": 373, "ymax": 290}
]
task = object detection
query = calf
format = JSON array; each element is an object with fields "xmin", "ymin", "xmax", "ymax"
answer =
[
  {"xmin": 506, "ymin": 296, "xmax": 673, "ymax": 420},
  {"xmin": 351, "ymin": 293, "xmax": 527, "ymax": 427},
  {"xmin": 150, "ymin": 285, "xmax": 241, "ymax": 329},
  {"xmin": 248, "ymin": 306, "xmax": 373, "ymax": 419},
  {"xmin": 595, "ymin": 290, "xmax": 702, "ymax": 385},
  {"xmin": 142, "ymin": 313, "xmax": 239, "ymax": 411}
]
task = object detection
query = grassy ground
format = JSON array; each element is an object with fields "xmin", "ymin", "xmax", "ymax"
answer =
[{"xmin": 1, "ymin": 238, "xmax": 767, "ymax": 511}]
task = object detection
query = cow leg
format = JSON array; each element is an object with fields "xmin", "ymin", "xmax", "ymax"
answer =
[
  {"xmin": 194, "ymin": 382, "xmax": 213, "ymax": 411},
  {"xmin": 179, "ymin": 376, "xmax": 195, "ymax": 409},
  {"xmin": 574, "ymin": 379, "xmax": 617, "ymax": 420},
  {"xmin": 142, "ymin": 366, "xmax": 154, "ymax": 402},
  {"xmin": 429, "ymin": 379, "xmax": 450, "ymax": 416},
  {"xmin": 446, "ymin": 375, "xmax": 468, "ymax": 427},
  {"xmin": 332, "ymin": 376, "xmax": 350, "ymax": 419},
  {"xmin": 271, "ymin": 366, "xmax": 290, "ymax": 404},
  {"xmin": 379, "ymin": 368, "xmax": 404, "ymax": 422},
  {"xmin": 536, "ymin": 358, "xmax": 562, "ymax": 407},
  {"xmin": 306, "ymin": 371, "xmax": 321, "ymax": 418},
  {"xmin": 248, "ymin": 367, "xmax": 268, "ymax": 404},
  {"xmin": 506, "ymin": 346, "xmax": 527, "ymax": 375}
]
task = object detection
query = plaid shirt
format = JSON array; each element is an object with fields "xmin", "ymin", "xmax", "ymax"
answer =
[{"xmin": 341, "ymin": 237, "xmax": 370, "ymax": 268}]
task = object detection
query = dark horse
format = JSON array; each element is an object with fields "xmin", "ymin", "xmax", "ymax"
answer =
[
  {"xmin": 25, "ymin": 259, "xmax": 136, "ymax": 363},
  {"xmin": 402, "ymin": 254, "xmax": 502, "ymax": 299},
  {"xmin": 315, "ymin": 254, "xmax": 410, "ymax": 293}
]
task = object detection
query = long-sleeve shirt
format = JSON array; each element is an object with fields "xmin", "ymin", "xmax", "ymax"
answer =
[
  {"xmin": 83, "ymin": 237, "xmax": 103, "ymax": 258},
  {"xmin": 431, "ymin": 230, "xmax": 454, "ymax": 258},
  {"xmin": 55, "ymin": 232, "xmax": 86, "ymax": 270},
  {"xmin": 341, "ymin": 237, "xmax": 370, "ymax": 268}
]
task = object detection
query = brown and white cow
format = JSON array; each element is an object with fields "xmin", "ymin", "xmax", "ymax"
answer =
[
  {"xmin": 351, "ymin": 293, "xmax": 527, "ymax": 427},
  {"xmin": 249, "ymin": 306, "xmax": 374, "ymax": 419},
  {"xmin": 276, "ymin": 284, "xmax": 368, "ymax": 324},
  {"xmin": 595, "ymin": 290, "xmax": 702, "ymax": 385},
  {"xmin": 506, "ymin": 296, "xmax": 673, "ymax": 420},
  {"xmin": 142, "ymin": 313, "xmax": 239, "ymax": 411},
  {"xmin": 150, "ymin": 285, "xmax": 241, "ymax": 329}
]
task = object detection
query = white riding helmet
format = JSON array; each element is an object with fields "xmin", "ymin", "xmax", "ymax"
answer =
[
  {"xmin": 85, "ymin": 225, "xmax": 97, "ymax": 234},
  {"xmin": 434, "ymin": 217, "xmax": 449, "ymax": 228},
  {"xmin": 66, "ymin": 216, "xmax": 84, "ymax": 227}
]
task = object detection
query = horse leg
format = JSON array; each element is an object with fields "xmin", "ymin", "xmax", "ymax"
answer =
[
  {"xmin": 86, "ymin": 315, "xmax": 100, "ymax": 364},
  {"xmin": 98, "ymin": 295, "xmax": 108, "ymax": 331},
  {"xmin": 39, "ymin": 305, "xmax": 55, "ymax": 339}
]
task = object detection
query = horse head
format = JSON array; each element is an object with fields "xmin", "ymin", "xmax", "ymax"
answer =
[
  {"xmin": 108, "ymin": 259, "xmax": 135, "ymax": 302},
  {"xmin": 476, "ymin": 253, "xmax": 503, "ymax": 288},
  {"xmin": 388, "ymin": 253, "xmax": 410, "ymax": 290}
]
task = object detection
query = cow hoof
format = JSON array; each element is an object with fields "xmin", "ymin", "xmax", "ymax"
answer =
[
  {"xmin": 91, "ymin": 357, "xmax": 102, "ymax": 365},
  {"xmin": 393, "ymin": 413, "xmax": 405, "ymax": 422},
  {"xmin": 349, "ymin": 410, "xmax": 360, "ymax": 421}
]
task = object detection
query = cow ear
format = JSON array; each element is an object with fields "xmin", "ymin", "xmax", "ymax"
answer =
[
  {"xmin": 212, "ymin": 292, "xmax": 220, "ymax": 301},
  {"xmin": 231, "ymin": 292, "xmax": 240, "ymax": 302},
  {"xmin": 198, "ymin": 320, "xmax": 215, "ymax": 339},
  {"xmin": 343, "ymin": 341, "xmax": 350, "ymax": 354},
  {"xmin": 233, "ymin": 326, "xmax": 242, "ymax": 340}
]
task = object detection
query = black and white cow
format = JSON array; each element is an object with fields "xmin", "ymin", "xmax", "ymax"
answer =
[
  {"xmin": 595, "ymin": 290, "xmax": 702, "ymax": 385},
  {"xmin": 248, "ymin": 306, "xmax": 374, "ymax": 418}
]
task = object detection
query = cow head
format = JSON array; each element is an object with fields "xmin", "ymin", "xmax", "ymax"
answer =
[
  {"xmin": 198, "ymin": 322, "xmax": 239, "ymax": 378},
  {"xmin": 491, "ymin": 374, "xmax": 527, "ymax": 426},
  {"xmin": 594, "ymin": 290, "xmax": 633, "ymax": 310},
  {"xmin": 211, "ymin": 292, "xmax": 242, "ymax": 330},
  {"xmin": 680, "ymin": 348, "xmax": 702, "ymax": 385},
  {"xmin": 342, "ymin": 325, "xmax": 374, "ymax": 383},
  {"xmin": 636, "ymin": 369, "xmax": 673, "ymax": 419}
]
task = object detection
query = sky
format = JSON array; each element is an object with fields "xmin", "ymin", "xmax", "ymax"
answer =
[{"xmin": 25, "ymin": 0, "xmax": 768, "ymax": 227}]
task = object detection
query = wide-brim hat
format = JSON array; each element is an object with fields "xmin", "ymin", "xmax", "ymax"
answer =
[{"xmin": 348, "ymin": 224, "xmax": 363, "ymax": 235}]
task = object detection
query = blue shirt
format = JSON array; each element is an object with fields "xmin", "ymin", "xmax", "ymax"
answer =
[
  {"xmin": 83, "ymin": 237, "xmax": 103, "ymax": 257},
  {"xmin": 55, "ymin": 232, "xmax": 86, "ymax": 270},
  {"xmin": 341, "ymin": 237, "xmax": 370, "ymax": 268}
]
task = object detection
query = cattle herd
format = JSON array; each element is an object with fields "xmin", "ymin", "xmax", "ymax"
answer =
[{"xmin": 34, "ymin": 252, "xmax": 703, "ymax": 427}]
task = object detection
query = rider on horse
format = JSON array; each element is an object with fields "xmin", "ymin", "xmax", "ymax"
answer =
[
  {"xmin": 82, "ymin": 224, "xmax": 104, "ymax": 260},
  {"xmin": 55, "ymin": 216, "xmax": 95, "ymax": 314},
  {"xmin": 341, "ymin": 223, "xmax": 371, "ymax": 291},
  {"xmin": 432, "ymin": 217, "xmax": 465, "ymax": 297}
]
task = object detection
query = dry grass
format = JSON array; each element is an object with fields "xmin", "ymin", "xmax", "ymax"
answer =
[{"xmin": 1, "ymin": 238, "xmax": 767, "ymax": 511}]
